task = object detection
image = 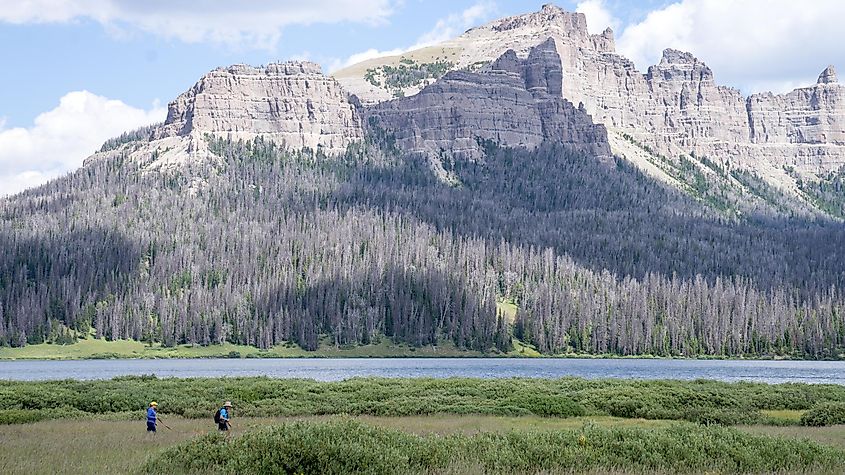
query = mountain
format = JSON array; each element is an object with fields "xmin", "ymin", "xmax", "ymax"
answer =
[
  {"xmin": 1, "ymin": 4, "xmax": 844, "ymax": 357},
  {"xmin": 335, "ymin": 4, "xmax": 845, "ymax": 215}
]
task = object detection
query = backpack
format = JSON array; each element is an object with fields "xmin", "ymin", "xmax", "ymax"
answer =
[{"xmin": 214, "ymin": 408, "xmax": 222, "ymax": 424}]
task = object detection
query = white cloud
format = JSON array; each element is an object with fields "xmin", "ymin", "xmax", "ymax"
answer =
[
  {"xmin": 333, "ymin": 1, "xmax": 498, "ymax": 71},
  {"xmin": 334, "ymin": 48, "xmax": 406, "ymax": 70},
  {"xmin": 0, "ymin": 0, "xmax": 396, "ymax": 50},
  {"xmin": 0, "ymin": 91, "xmax": 166, "ymax": 197},
  {"xmin": 575, "ymin": 0, "xmax": 620, "ymax": 35},
  {"xmin": 414, "ymin": 0, "xmax": 498, "ymax": 48},
  {"xmin": 615, "ymin": 0, "xmax": 845, "ymax": 93}
]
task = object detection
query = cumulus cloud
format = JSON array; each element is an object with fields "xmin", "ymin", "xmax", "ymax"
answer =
[
  {"xmin": 0, "ymin": 91, "xmax": 166, "ymax": 197},
  {"xmin": 333, "ymin": 1, "xmax": 498, "ymax": 71},
  {"xmin": 0, "ymin": 0, "xmax": 396, "ymax": 49},
  {"xmin": 615, "ymin": 0, "xmax": 845, "ymax": 93},
  {"xmin": 575, "ymin": 0, "xmax": 620, "ymax": 35}
]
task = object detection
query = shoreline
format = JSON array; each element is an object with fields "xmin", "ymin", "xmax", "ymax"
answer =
[
  {"xmin": 1, "ymin": 335, "xmax": 842, "ymax": 362},
  {"xmin": 0, "ymin": 349, "xmax": 842, "ymax": 362}
]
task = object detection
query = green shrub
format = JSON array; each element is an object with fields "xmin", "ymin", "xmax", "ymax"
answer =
[
  {"xmin": 801, "ymin": 402, "xmax": 845, "ymax": 426},
  {"xmin": 3, "ymin": 377, "xmax": 845, "ymax": 426},
  {"xmin": 0, "ymin": 407, "xmax": 86, "ymax": 424},
  {"xmin": 141, "ymin": 419, "xmax": 845, "ymax": 475}
]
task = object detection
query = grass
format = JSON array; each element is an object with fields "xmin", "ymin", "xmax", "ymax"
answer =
[
  {"xmin": 332, "ymin": 46, "xmax": 462, "ymax": 79},
  {"xmin": 760, "ymin": 409, "xmax": 805, "ymax": 424},
  {"xmin": 357, "ymin": 414, "xmax": 672, "ymax": 434},
  {"xmin": 0, "ymin": 415, "xmax": 669, "ymax": 474},
  {"xmin": 2, "ymin": 329, "xmax": 833, "ymax": 360},
  {"xmin": 741, "ymin": 424, "xmax": 845, "ymax": 451},
  {"xmin": 496, "ymin": 299, "xmax": 518, "ymax": 322},
  {"xmin": 0, "ymin": 417, "xmax": 214, "ymax": 474},
  {"xmin": 0, "ymin": 336, "xmax": 494, "ymax": 360}
]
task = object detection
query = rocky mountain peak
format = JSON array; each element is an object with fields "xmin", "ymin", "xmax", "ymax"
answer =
[
  {"xmin": 153, "ymin": 60, "xmax": 362, "ymax": 154},
  {"xmin": 215, "ymin": 61, "xmax": 323, "ymax": 77},
  {"xmin": 540, "ymin": 3, "xmax": 559, "ymax": 14},
  {"xmin": 490, "ymin": 3, "xmax": 589, "ymax": 40},
  {"xmin": 648, "ymin": 48, "xmax": 714, "ymax": 82},
  {"xmin": 818, "ymin": 65, "xmax": 838, "ymax": 84},
  {"xmin": 660, "ymin": 48, "xmax": 697, "ymax": 65}
]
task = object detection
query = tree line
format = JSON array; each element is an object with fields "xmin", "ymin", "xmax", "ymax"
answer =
[{"xmin": 0, "ymin": 135, "xmax": 843, "ymax": 357}]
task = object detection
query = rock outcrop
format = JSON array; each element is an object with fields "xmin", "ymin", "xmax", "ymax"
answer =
[
  {"xmin": 365, "ymin": 39, "xmax": 610, "ymax": 162},
  {"xmin": 818, "ymin": 65, "xmax": 838, "ymax": 85},
  {"xmin": 86, "ymin": 61, "xmax": 366, "ymax": 172}
]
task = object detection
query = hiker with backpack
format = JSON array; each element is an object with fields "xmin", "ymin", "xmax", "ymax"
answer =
[{"xmin": 214, "ymin": 401, "xmax": 233, "ymax": 432}]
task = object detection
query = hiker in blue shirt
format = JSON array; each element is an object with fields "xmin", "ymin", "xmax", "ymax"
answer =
[
  {"xmin": 215, "ymin": 401, "xmax": 233, "ymax": 431},
  {"xmin": 147, "ymin": 402, "xmax": 159, "ymax": 433}
]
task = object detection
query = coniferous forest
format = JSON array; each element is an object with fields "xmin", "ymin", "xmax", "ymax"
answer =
[{"xmin": 1, "ymin": 135, "xmax": 844, "ymax": 357}]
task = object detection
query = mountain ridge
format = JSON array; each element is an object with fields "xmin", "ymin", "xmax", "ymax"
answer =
[
  {"xmin": 3, "ymin": 3, "xmax": 843, "ymax": 357},
  {"xmin": 76, "ymin": 3, "xmax": 845, "ymax": 219},
  {"xmin": 335, "ymin": 3, "xmax": 845, "ymax": 207}
]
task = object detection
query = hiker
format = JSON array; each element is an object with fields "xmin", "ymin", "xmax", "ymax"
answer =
[
  {"xmin": 215, "ymin": 401, "xmax": 233, "ymax": 432},
  {"xmin": 147, "ymin": 402, "xmax": 159, "ymax": 433}
]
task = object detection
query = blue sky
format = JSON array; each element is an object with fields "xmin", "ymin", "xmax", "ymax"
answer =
[
  {"xmin": 1, "ymin": 0, "xmax": 843, "ymax": 196},
  {"xmin": 0, "ymin": 0, "xmax": 635, "ymax": 126}
]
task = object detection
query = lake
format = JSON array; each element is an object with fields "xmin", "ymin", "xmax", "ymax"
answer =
[{"xmin": 1, "ymin": 358, "xmax": 845, "ymax": 383}]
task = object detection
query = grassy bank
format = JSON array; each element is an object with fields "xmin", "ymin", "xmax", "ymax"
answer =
[
  {"xmin": 1, "ymin": 336, "xmax": 828, "ymax": 360},
  {"xmin": 3, "ymin": 377, "xmax": 845, "ymax": 426},
  {"xmin": 3, "ymin": 415, "xmax": 844, "ymax": 475},
  {"xmin": 0, "ymin": 337, "xmax": 501, "ymax": 360}
]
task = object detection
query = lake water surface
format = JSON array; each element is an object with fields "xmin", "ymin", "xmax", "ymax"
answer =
[{"xmin": 1, "ymin": 358, "xmax": 844, "ymax": 384}]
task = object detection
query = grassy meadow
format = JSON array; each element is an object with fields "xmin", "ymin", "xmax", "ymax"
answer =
[
  {"xmin": 1, "ymin": 415, "xmax": 668, "ymax": 474},
  {"xmin": 3, "ymin": 415, "xmax": 845, "ymax": 475},
  {"xmin": 0, "ymin": 336, "xmax": 497, "ymax": 360},
  {"xmin": 3, "ymin": 377, "xmax": 845, "ymax": 474}
]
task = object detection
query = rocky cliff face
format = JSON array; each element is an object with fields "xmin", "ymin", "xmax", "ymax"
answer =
[
  {"xmin": 748, "ymin": 67, "xmax": 844, "ymax": 146},
  {"xmin": 86, "ymin": 61, "xmax": 365, "ymax": 173},
  {"xmin": 365, "ymin": 39, "xmax": 610, "ymax": 163},
  {"xmin": 88, "ymin": 50, "xmax": 609, "ymax": 181},
  {"xmin": 338, "ymin": 4, "xmax": 845, "ymax": 191},
  {"xmin": 155, "ymin": 62, "xmax": 363, "ymax": 155}
]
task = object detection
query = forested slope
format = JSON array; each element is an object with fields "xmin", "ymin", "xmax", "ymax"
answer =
[{"xmin": 1, "ymin": 136, "xmax": 844, "ymax": 357}]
